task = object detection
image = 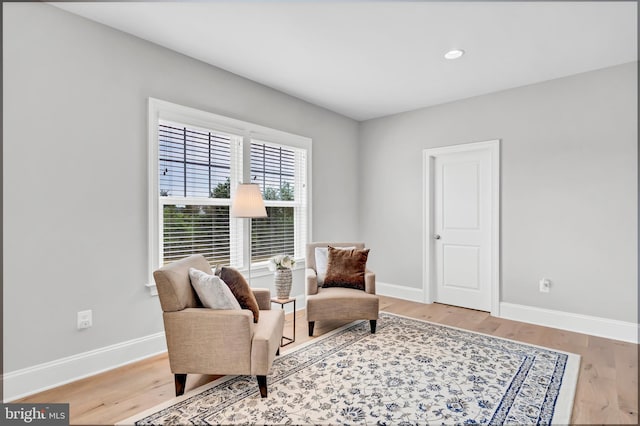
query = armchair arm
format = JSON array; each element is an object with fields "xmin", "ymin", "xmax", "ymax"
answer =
[
  {"xmin": 306, "ymin": 268, "xmax": 319, "ymax": 295},
  {"xmin": 252, "ymin": 288, "xmax": 271, "ymax": 310},
  {"xmin": 365, "ymin": 269, "xmax": 376, "ymax": 295},
  {"xmin": 163, "ymin": 308, "xmax": 254, "ymax": 374}
]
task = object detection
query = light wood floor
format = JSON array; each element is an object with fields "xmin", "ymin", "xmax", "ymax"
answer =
[{"xmin": 15, "ymin": 296, "xmax": 638, "ymax": 425}]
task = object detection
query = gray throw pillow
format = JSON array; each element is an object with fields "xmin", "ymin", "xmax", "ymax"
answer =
[{"xmin": 189, "ymin": 268, "xmax": 242, "ymax": 310}]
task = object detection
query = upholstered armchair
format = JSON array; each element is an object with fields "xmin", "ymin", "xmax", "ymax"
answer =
[
  {"xmin": 153, "ymin": 254, "xmax": 284, "ymax": 398},
  {"xmin": 305, "ymin": 242, "xmax": 379, "ymax": 336}
]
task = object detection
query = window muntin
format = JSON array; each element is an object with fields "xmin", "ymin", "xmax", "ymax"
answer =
[
  {"xmin": 251, "ymin": 142, "xmax": 296, "ymax": 201},
  {"xmin": 159, "ymin": 121, "xmax": 232, "ymax": 199}
]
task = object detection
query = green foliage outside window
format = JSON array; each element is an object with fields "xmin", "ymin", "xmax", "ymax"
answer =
[
  {"xmin": 162, "ymin": 178, "xmax": 295, "ymax": 266},
  {"xmin": 210, "ymin": 178, "xmax": 231, "ymax": 199},
  {"xmin": 162, "ymin": 204, "xmax": 231, "ymax": 266}
]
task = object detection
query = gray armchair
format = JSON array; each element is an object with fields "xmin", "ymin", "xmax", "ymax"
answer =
[
  {"xmin": 305, "ymin": 242, "xmax": 379, "ymax": 336},
  {"xmin": 153, "ymin": 255, "xmax": 284, "ymax": 398}
]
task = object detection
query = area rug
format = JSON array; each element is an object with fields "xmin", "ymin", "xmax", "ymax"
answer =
[{"xmin": 119, "ymin": 312, "xmax": 579, "ymax": 425}]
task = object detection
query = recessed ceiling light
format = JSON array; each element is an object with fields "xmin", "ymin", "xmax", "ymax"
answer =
[{"xmin": 444, "ymin": 49, "xmax": 465, "ymax": 60}]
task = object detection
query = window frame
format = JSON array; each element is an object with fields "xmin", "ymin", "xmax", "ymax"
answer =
[
  {"xmin": 158, "ymin": 119, "xmax": 243, "ymax": 270},
  {"xmin": 147, "ymin": 98, "xmax": 312, "ymax": 294}
]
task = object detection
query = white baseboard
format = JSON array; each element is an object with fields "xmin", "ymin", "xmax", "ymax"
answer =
[
  {"xmin": 376, "ymin": 282, "xmax": 424, "ymax": 302},
  {"xmin": 3, "ymin": 296, "xmax": 307, "ymax": 402},
  {"xmin": 374, "ymin": 282, "xmax": 638, "ymax": 343},
  {"xmin": 4, "ymin": 298, "xmax": 634, "ymax": 402},
  {"xmin": 500, "ymin": 302, "xmax": 639, "ymax": 344},
  {"xmin": 3, "ymin": 332, "xmax": 167, "ymax": 402}
]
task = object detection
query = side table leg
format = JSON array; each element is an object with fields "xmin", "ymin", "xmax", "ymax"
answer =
[{"xmin": 280, "ymin": 303, "xmax": 285, "ymax": 346}]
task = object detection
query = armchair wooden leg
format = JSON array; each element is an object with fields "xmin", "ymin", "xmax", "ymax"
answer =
[
  {"xmin": 174, "ymin": 373, "xmax": 187, "ymax": 397},
  {"xmin": 370, "ymin": 320, "xmax": 377, "ymax": 334},
  {"xmin": 308, "ymin": 321, "xmax": 315, "ymax": 336},
  {"xmin": 276, "ymin": 347, "xmax": 280, "ymax": 356},
  {"xmin": 257, "ymin": 375, "xmax": 268, "ymax": 398}
]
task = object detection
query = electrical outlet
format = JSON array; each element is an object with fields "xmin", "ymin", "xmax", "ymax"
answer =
[
  {"xmin": 539, "ymin": 278, "xmax": 550, "ymax": 293},
  {"xmin": 77, "ymin": 310, "xmax": 92, "ymax": 330}
]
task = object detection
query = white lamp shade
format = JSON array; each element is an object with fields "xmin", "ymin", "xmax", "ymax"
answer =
[{"xmin": 231, "ymin": 183, "xmax": 267, "ymax": 218}]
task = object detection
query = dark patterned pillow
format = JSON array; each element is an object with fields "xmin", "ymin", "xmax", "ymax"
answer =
[
  {"xmin": 323, "ymin": 246, "xmax": 370, "ymax": 291},
  {"xmin": 215, "ymin": 266, "xmax": 260, "ymax": 323}
]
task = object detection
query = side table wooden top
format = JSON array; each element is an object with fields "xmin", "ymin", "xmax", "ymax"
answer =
[{"xmin": 270, "ymin": 297, "xmax": 295, "ymax": 304}]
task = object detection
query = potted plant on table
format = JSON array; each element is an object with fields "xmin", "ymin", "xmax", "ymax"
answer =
[{"xmin": 268, "ymin": 254, "xmax": 295, "ymax": 299}]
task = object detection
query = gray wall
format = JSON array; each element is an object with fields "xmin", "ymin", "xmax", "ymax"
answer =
[
  {"xmin": 359, "ymin": 62, "xmax": 637, "ymax": 322},
  {"xmin": 4, "ymin": 2, "xmax": 637, "ymax": 378},
  {"xmin": 3, "ymin": 4, "xmax": 360, "ymax": 372}
]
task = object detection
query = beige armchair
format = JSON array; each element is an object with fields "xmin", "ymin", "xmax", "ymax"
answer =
[
  {"xmin": 153, "ymin": 254, "xmax": 284, "ymax": 398},
  {"xmin": 305, "ymin": 242, "xmax": 379, "ymax": 336}
]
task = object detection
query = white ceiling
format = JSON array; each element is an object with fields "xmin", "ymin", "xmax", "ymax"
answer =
[{"xmin": 54, "ymin": 1, "xmax": 637, "ymax": 121}]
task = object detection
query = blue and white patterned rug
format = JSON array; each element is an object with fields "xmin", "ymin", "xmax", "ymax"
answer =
[{"xmin": 120, "ymin": 312, "xmax": 579, "ymax": 425}]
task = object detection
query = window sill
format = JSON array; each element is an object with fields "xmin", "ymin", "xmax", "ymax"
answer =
[
  {"xmin": 234, "ymin": 259, "xmax": 306, "ymax": 280},
  {"xmin": 146, "ymin": 259, "xmax": 306, "ymax": 296},
  {"xmin": 146, "ymin": 282, "xmax": 158, "ymax": 296}
]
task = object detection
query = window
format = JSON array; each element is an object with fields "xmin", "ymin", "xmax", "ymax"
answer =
[
  {"xmin": 158, "ymin": 120, "xmax": 242, "ymax": 267},
  {"xmin": 250, "ymin": 141, "xmax": 307, "ymax": 263},
  {"xmin": 148, "ymin": 99, "xmax": 310, "ymax": 291}
]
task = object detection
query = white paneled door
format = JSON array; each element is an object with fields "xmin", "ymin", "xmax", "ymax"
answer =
[{"xmin": 424, "ymin": 140, "xmax": 499, "ymax": 313}]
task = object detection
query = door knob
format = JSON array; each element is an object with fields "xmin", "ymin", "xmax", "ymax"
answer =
[{"xmin": 434, "ymin": 234, "xmax": 441, "ymax": 240}]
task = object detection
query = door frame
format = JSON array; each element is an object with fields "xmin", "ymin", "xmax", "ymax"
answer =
[{"xmin": 422, "ymin": 139, "xmax": 501, "ymax": 316}]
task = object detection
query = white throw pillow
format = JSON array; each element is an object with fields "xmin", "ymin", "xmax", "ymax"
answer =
[
  {"xmin": 188, "ymin": 268, "xmax": 241, "ymax": 310},
  {"xmin": 315, "ymin": 246, "xmax": 356, "ymax": 285}
]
